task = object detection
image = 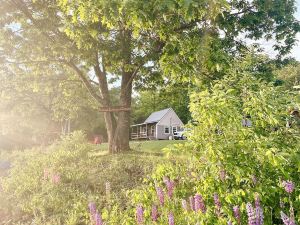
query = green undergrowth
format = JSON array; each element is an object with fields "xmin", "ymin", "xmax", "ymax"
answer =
[{"xmin": 0, "ymin": 132, "xmax": 177, "ymax": 225}]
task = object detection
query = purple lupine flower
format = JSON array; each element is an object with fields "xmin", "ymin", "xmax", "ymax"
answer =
[
  {"xmin": 156, "ymin": 187, "xmax": 165, "ymax": 205},
  {"xmin": 252, "ymin": 175, "xmax": 257, "ymax": 185},
  {"xmin": 219, "ymin": 169, "xmax": 226, "ymax": 182},
  {"xmin": 233, "ymin": 206, "xmax": 241, "ymax": 224},
  {"xmin": 281, "ymin": 211, "xmax": 295, "ymax": 225},
  {"xmin": 136, "ymin": 205, "xmax": 144, "ymax": 225},
  {"xmin": 213, "ymin": 193, "xmax": 221, "ymax": 217},
  {"xmin": 194, "ymin": 194, "xmax": 206, "ymax": 213},
  {"xmin": 151, "ymin": 205, "xmax": 158, "ymax": 221},
  {"xmin": 94, "ymin": 212, "xmax": 103, "ymax": 225},
  {"xmin": 246, "ymin": 203, "xmax": 256, "ymax": 225},
  {"xmin": 168, "ymin": 212, "xmax": 175, "ymax": 225},
  {"xmin": 282, "ymin": 181, "xmax": 295, "ymax": 194},
  {"xmin": 189, "ymin": 196, "xmax": 195, "ymax": 211},
  {"xmin": 181, "ymin": 199, "xmax": 188, "ymax": 211},
  {"xmin": 228, "ymin": 221, "xmax": 233, "ymax": 225},
  {"xmin": 255, "ymin": 195, "xmax": 264, "ymax": 225},
  {"xmin": 88, "ymin": 202, "xmax": 97, "ymax": 216},
  {"xmin": 166, "ymin": 180, "xmax": 175, "ymax": 198}
]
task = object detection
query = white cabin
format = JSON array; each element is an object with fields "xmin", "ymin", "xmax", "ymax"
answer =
[{"xmin": 131, "ymin": 108, "xmax": 184, "ymax": 140}]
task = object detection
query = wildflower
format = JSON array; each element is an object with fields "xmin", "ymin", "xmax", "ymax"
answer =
[
  {"xmin": 194, "ymin": 194, "xmax": 206, "ymax": 213},
  {"xmin": 88, "ymin": 202, "xmax": 97, "ymax": 216},
  {"xmin": 94, "ymin": 212, "xmax": 103, "ymax": 225},
  {"xmin": 151, "ymin": 205, "xmax": 158, "ymax": 221},
  {"xmin": 167, "ymin": 180, "xmax": 175, "ymax": 198},
  {"xmin": 189, "ymin": 196, "xmax": 195, "ymax": 211},
  {"xmin": 228, "ymin": 221, "xmax": 232, "ymax": 225},
  {"xmin": 246, "ymin": 203, "xmax": 256, "ymax": 225},
  {"xmin": 282, "ymin": 181, "xmax": 295, "ymax": 194},
  {"xmin": 219, "ymin": 169, "xmax": 226, "ymax": 182},
  {"xmin": 214, "ymin": 193, "xmax": 221, "ymax": 217},
  {"xmin": 233, "ymin": 206, "xmax": 240, "ymax": 224},
  {"xmin": 156, "ymin": 187, "xmax": 165, "ymax": 205},
  {"xmin": 168, "ymin": 212, "xmax": 174, "ymax": 225},
  {"xmin": 51, "ymin": 174, "xmax": 60, "ymax": 184},
  {"xmin": 255, "ymin": 195, "xmax": 263, "ymax": 225},
  {"xmin": 181, "ymin": 199, "xmax": 188, "ymax": 211},
  {"xmin": 252, "ymin": 175, "xmax": 257, "ymax": 185},
  {"xmin": 164, "ymin": 177, "xmax": 175, "ymax": 198},
  {"xmin": 136, "ymin": 205, "xmax": 144, "ymax": 225},
  {"xmin": 281, "ymin": 211, "xmax": 295, "ymax": 225}
]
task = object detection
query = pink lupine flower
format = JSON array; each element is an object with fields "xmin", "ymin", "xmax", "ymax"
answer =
[
  {"xmin": 246, "ymin": 203, "xmax": 256, "ymax": 225},
  {"xmin": 281, "ymin": 211, "xmax": 296, "ymax": 225},
  {"xmin": 156, "ymin": 187, "xmax": 165, "ymax": 205},
  {"xmin": 233, "ymin": 206, "xmax": 241, "ymax": 224},
  {"xmin": 151, "ymin": 205, "xmax": 158, "ymax": 221},
  {"xmin": 213, "ymin": 193, "xmax": 221, "ymax": 217},
  {"xmin": 181, "ymin": 199, "xmax": 188, "ymax": 211},
  {"xmin": 88, "ymin": 202, "xmax": 97, "ymax": 216},
  {"xmin": 163, "ymin": 177, "xmax": 175, "ymax": 198},
  {"xmin": 282, "ymin": 181, "xmax": 295, "ymax": 194},
  {"xmin": 189, "ymin": 196, "xmax": 195, "ymax": 211},
  {"xmin": 255, "ymin": 195, "xmax": 263, "ymax": 225},
  {"xmin": 168, "ymin": 212, "xmax": 174, "ymax": 225},
  {"xmin": 166, "ymin": 180, "xmax": 175, "ymax": 198},
  {"xmin": 94, "ymin": 212, "xmax": 103, "ymax": 225},
  {"xmin": 194, "ymin": 194, "xmax": 206, "ymax": 213},
  {"xmin": 136, "ymin": 205, "xmax": 144, "ymax": 225},
  {"xmin": 51, "ymin": 174, "xmax": 61, "ymax": 184}
]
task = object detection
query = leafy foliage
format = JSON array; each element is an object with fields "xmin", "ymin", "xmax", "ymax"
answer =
[
  {"xmin": 0, "ymin": 131, "xmax": 165, "ymax": 224},
  {"xmin": 116, "ymin": 59, "xmax": 300, "ymax": 224}
]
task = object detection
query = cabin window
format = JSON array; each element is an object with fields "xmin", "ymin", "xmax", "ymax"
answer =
[
  {"xmin": 172, "ymin": 126, "xmax": 177, "ymax": 134},
  {"xmin": 164, "ymin": 126, "xmax": 170, "ymax": 134}
]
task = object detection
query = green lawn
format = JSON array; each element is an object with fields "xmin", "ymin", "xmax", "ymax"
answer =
[{"xmin": 95, "ymin": 139, "xmax": 186, "ymax": 154}]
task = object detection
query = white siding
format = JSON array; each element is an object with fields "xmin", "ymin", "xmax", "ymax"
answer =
[
  {"xmin": 156, "ymin": 109, "xmax": 184, "ymax": 139},
  {"xmin": 157, "ymin": 109, "xmax": 184, "ymax": 127}
]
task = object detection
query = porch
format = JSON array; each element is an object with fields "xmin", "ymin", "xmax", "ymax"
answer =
[{"xmin": 130, "ymin": 123, "xmax": 156, "ymax": 140}]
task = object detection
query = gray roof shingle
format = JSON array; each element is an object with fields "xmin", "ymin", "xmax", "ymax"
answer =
[{"xmin": 144, "ymin": 108, "xmax": 171, "ymax": 123}]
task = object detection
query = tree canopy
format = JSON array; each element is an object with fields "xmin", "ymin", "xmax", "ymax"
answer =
[{"xmin": 0, "ymin": 0, "xmax": 299, "ymax": 152}]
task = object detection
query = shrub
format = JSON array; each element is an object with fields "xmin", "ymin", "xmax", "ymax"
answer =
[
  {"xmin": 118, "ymin": 68, "xmax": 300, "ymax": 224},
  {"xmin": 0, "ymin": 131, "xmax": 164, "ymax": 224}
]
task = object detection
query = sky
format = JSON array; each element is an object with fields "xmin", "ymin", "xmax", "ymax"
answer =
[
  {"xmin": 249, "ymin": 0, "xmax": 300, "ymax": 60},
  {"xmin": 290, "ymin": 0, "xmax": 300, "ymax": 60}
]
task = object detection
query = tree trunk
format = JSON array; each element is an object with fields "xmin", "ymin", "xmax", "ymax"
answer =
[
  {"xmin": 105, "ymin": 70, "xmax": 132, "ymax": 153},
  {"xmin": 105, "ymin": 110, "xmax": 131, "ymax": 153}
]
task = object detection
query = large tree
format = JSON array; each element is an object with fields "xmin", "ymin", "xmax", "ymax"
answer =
[{"xmin": 0, "ymin": 0, "xmax": 299, "ymax": 153}]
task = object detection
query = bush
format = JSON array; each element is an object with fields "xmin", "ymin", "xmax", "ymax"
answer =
[
  {"xmin": 115, "ymin": 67, "xmax": 300, "ymax": 224},
  {"xmin": 0, "ymin": 131, "xmax": 164, "ymax": 224}
]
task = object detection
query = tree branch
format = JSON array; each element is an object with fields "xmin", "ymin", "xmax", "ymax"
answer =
[{"xmin": 65, "ymin": 61, "xmax": 103, "ymax": 104}]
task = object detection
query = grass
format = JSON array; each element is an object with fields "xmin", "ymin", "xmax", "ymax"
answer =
[{"xmin": 96, "ymin": 139, "xmax": 185, "ymax": 154}]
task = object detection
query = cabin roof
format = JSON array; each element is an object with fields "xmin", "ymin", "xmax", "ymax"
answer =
[{"xmin": 144, "ymin": 108, "xmax": 172, "ymax": 123}]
